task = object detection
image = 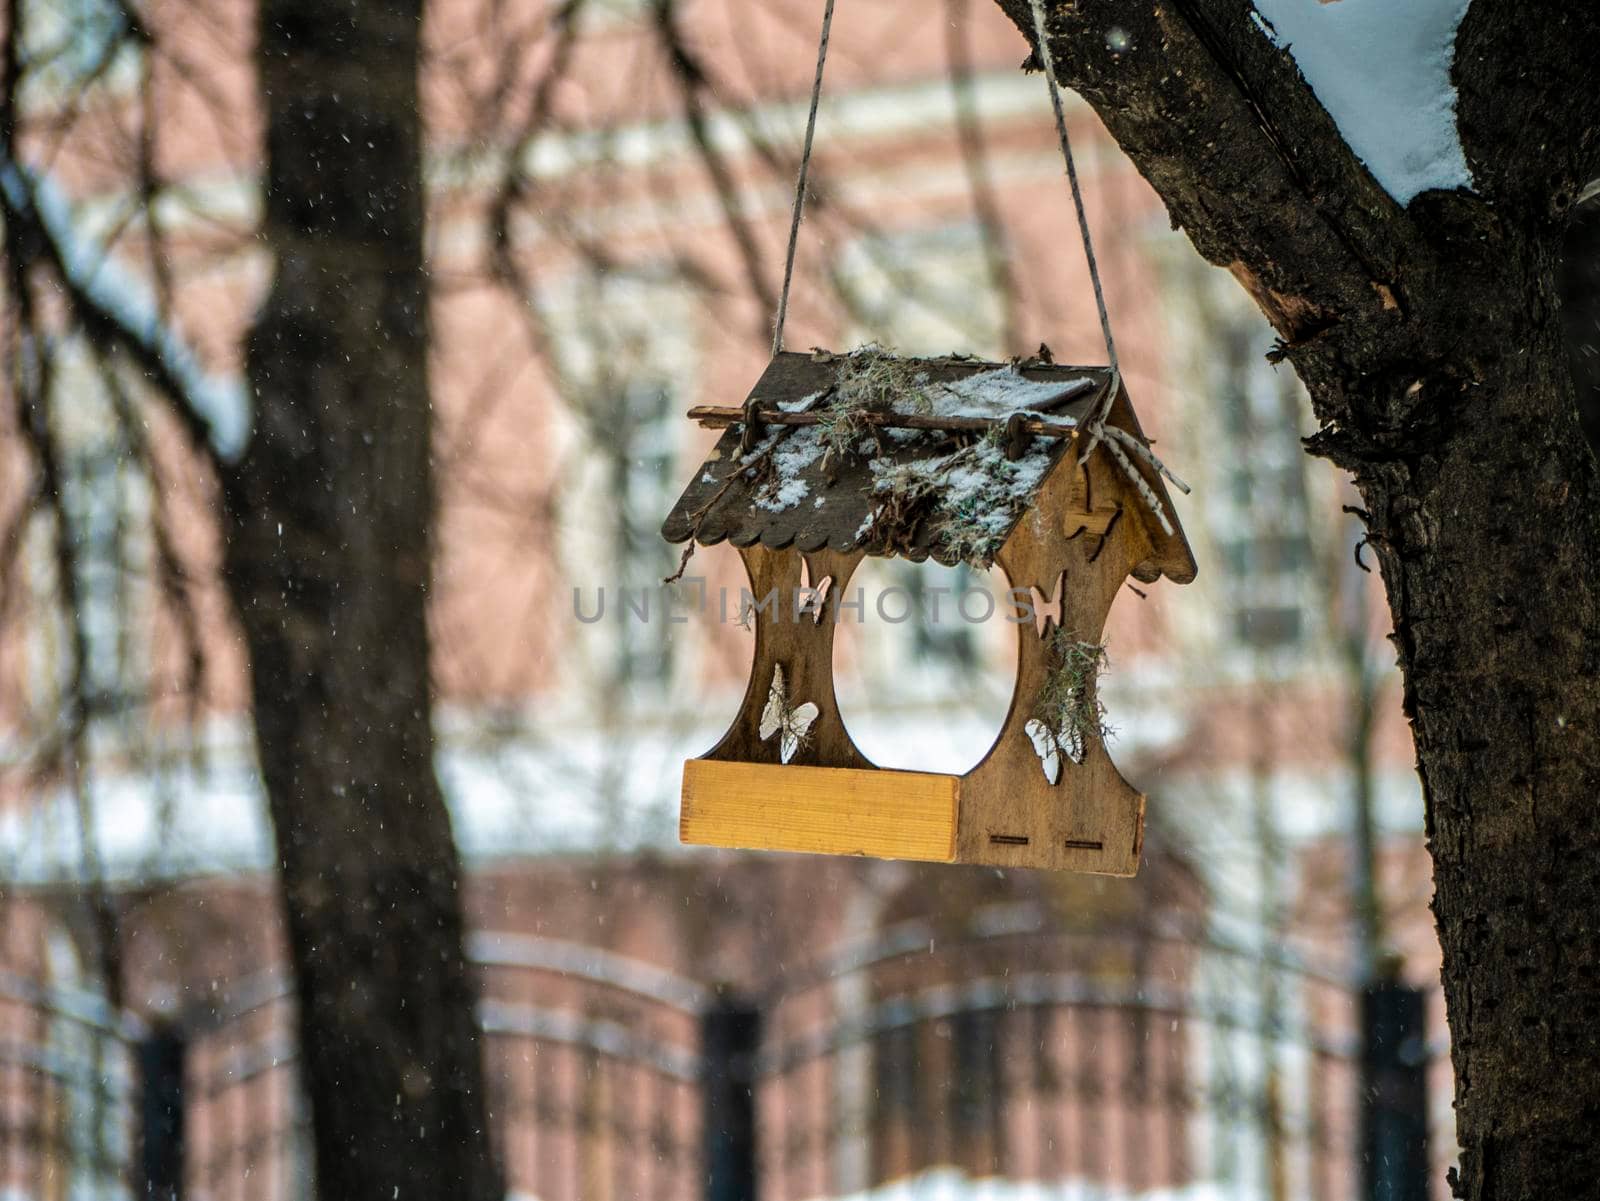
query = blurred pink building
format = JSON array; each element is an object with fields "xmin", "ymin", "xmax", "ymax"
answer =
[{"xmin": 0, "ymin": 1, "xmax": 1445, "ymax": 1198}]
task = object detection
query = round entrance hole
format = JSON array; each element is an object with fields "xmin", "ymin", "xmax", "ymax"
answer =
[{"xmin": 832, "ymin": 556, "xmax": 1019, "ymax": 774}]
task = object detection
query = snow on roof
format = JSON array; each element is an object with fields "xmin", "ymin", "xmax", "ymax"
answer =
[
  {"xmin": 663, "ymin": 353, "xmax": 1112, "ymax": 568},
  {"xmin": 747, "ymin": 366, "xmax": 1076, "ymax": 523},
  {"xmin": 1251, "ymin": 0, "xmax": 1474, "ymax": 205},
  {"xmin": 924, "ymin": 365, "xmax": 1084, "ymax": 420},
  {"xmin": 754, "ymin": 430, "xmax": 827, "ymax": 511},
  {"xmin": 863, "ymin": 432, "xmax": 1056, "ymax": 562}
]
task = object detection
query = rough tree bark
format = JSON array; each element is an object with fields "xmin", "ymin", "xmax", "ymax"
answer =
[
  {"xmin": 221, "ymin": 3, "xmax": 502, "ymax": 1197},
  {"xmin": 991, "ymin": 3, "xmax": 1600, "ymax": 1197},
  {"xmin": 1560, "ymin": 196, "xmax": 1600, "ymax": 454}
]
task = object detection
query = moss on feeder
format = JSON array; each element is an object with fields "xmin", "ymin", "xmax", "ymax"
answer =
[
  {"xmin": 817, "ymin": 346, "xmax": 935, "ymax": 467},
  {"xmin": 1034, "ymin": 629, "xmax": 1111, "ymax": 763}
]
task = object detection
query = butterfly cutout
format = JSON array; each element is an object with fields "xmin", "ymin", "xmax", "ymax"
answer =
[
  {"xmin": 1024, "ymin": 717, "xmax": 1085, "ymax": 785},
  {"xmin": 799, "ymin": 560, "xmax": 833, "ymax": 625},
  {"xmin": 759, "ymin": 665, "xmax": 820, "ymax": 764},
  {"xmin": 1029, "ymin": 571, "xmax": 1066, "ymax": 637}
]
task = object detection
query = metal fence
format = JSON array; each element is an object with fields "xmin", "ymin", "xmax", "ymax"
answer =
[
  {"xmin": 0, "ymin": 969, "xmax": 137, "ymax": 1200},
  {"xmin": 0, "ymin": 914, "xmax": 1439, "ymax": 1201},
  {"xmin": 743, "ymin": 914, "xmax": 1438, "ymax": 1201}
]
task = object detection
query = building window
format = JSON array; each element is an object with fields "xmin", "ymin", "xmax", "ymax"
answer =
[
  {"xmin": 834, "ymin": 221, "xmax": 1001, "ymax": 678},
  {"xmin": 870, "ymin": 1010, "xmax": 1002, "ymax": 1182},
  {"xmin": 24, "ymin": 341, "xmax": 151, "ymax": 720},
  {"xmin": 836, "ymin": 221, "xmax": 1006, "ymax": 359},
  {"xmin": 543, "ymin": 269, "xmax": 694, "ymax": 697},
  {"xmin": 903, "ymin": 560, "xmax": 977, "ymax": 670},
  {"xmin": 606, "ymin": 378, "xmax": 679, "ymax": 685},
  {"xmin": 43, "ymin": 924, "xmax": 129, "ymax": 1198},
  {"xmin": 1210, "ymin": 321, "xmax": 1314, "ymax": 652},
  {"xmin": 949, "ymin": 1008, "xmax": 1002, "ymax": 1169},
  {"xmin": 61, "ymin": 438, "xmax": 142, "ymax": 705}
]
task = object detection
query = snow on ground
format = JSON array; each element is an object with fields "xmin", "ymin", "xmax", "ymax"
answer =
[
  {"xmin": 803, "ymin": 1176, "xmax": 1265, "ymax": 1201},
  {"xmin": 1251, "ymin": 0, "xmax": 1473, "ymax": 204},
  {"xmin": 0, "ymin": 694, "xmax": 1193, "ymax": 884},
  {"xmin": 510, "ymin": 1174, "xmax": 1266, "ymax": 1201},
  {"xmin": 0, "ymin": 694, "xmax": 1426, "ymax": 884},
  {"xmin": 0, "ymin": 649, "xmax": 1423, "ymax": 887}
]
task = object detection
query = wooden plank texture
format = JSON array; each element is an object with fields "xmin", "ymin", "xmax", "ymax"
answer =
[
  {"xmin": 957, "ymin": 443, "xmax": 1148, "ymax": 876},
  {"xmin": 681, "ymin": 760, "xmax": 959, "ymax": 862}
]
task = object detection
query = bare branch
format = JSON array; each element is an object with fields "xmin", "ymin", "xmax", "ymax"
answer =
[
  {"xmin": 97, "ymin": 358, "xmax": 209, "ymax": 724},
  {"xmin": 9, "ymin": 275, "xmax": 125, "ymax": 1004},
  {"xmin": 652, "ymin": 0, "xmax": 776, "ymax": 333},
  {"xmin": 945, "ymin": 0, "xmax": 1022, "ymax": 350},
  {"xmin": 0, "ymin": 161, "xmax": 246, "ymax": 464}
]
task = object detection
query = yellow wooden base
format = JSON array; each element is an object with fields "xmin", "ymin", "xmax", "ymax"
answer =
[{"xmin": 680, "ymin": 759, "xmax": 958, "ymax": 862}]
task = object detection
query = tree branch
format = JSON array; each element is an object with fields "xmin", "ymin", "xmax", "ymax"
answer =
[
  {"xmin": 995, "ymin": 0, "xmax": 1416, "ymax": 353},
  {"xmin": 1454, "ymin": 0, "xmax": 1600, "ymax": 222},
  {"xmin": 652, "ymin": 0, "xmax": 778, "ymax": 333},
  {"xmin": 0, "ymin": 160, "xmax": 246, "ymax": 466}
]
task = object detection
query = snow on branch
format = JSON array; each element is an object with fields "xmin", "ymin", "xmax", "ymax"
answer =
[
  {"xmin": 1250, "ymin": 0, "xmax": 1474, "ymax": 205},
  {"xmin": 0, "ymin": 159, "xmax": 250, "ymax": 461}
]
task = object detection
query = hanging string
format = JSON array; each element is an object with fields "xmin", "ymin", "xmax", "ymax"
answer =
[
  {"xmin": 759, "ymin": 0, "xmax": 1186, "ymax": 535},
  {"xmin": 771, "ymin": 0, "xmax": 837, "ymax": 357},
  {"xmin": 1026, "ymin": 0, "xmax": 1119, "ymax": 417},
  {"xmin": 1026, "ymin": 0, "xmax": 1187, "ymax": 534}
]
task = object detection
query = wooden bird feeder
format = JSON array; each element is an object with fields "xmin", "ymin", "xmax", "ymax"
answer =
[{"xmin": 661, "ymin": 349, "xmax": 1196, "ymax": 876}]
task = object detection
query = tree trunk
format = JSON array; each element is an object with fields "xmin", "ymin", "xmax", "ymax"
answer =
[
  {"xmin": 1353, "ymin": 249, "xmax": 1600, "ymax": 1201},
  {"xmin": 994, "ymin": 3, "xmax": 1600, "ymax": 1197},
  {"xmin": 221, "ymin": 3, "xmax": 502, "ymax": 1198}
]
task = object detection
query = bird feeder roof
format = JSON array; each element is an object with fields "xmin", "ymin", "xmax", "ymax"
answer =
[{"xmin": 662, "ymin": 351, "xmax": 1195, "ymax": 581}]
